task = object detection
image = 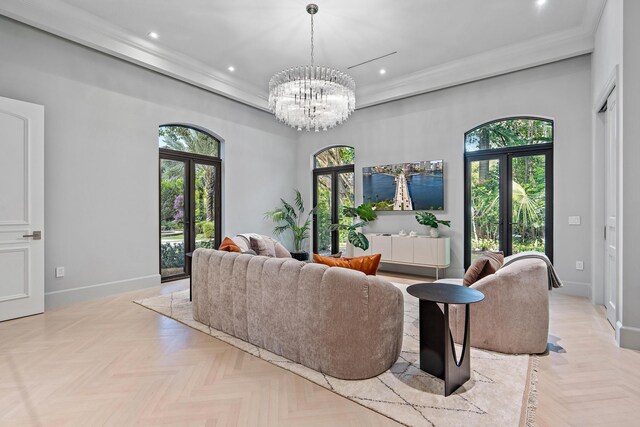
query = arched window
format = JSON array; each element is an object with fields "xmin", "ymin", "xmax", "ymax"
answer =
[
  {"xmin": 313, "ymin": 146, "xmax": 355, "ymax": 255},
  {"xmin": 159, "ymin": 125, "xmax": 222, "ymax": 281},
  {"xmin": 464, "ymin": 117, "xmax": 553, "ymax": 268}
]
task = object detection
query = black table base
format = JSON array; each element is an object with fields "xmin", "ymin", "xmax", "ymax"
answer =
[{"xmin": 419, "ymin": 301, "xmax": 471, "ymax": 396}]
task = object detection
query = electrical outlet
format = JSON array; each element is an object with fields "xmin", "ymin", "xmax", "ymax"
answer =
[
  {"xmin": 575, "ymin": 261, "xmax": 584, "ymax": 271},
  {"xmin": 55, "ymin": 266, "xmax": 65, "ymax": 278},
  {"xmin": 568, "ymin": 216, "xmax": 581, "ymax": 225}
]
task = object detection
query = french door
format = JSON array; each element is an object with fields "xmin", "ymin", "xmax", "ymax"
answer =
[
  {"xmin": 464, "ymin": 147, "xmax": 553, "ymax": 268},
  {"xmin": 313, "ymin": 166, "xmax": 354, "ymax": 255},
  {"xmin": 159, "ymin": 150, "xmax": 221, "ymax": 281}
]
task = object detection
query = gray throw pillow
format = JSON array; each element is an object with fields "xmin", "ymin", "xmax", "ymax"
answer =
[{"xmin": 250, "ymin": 237, "xmax": 276, "ymax": 257}]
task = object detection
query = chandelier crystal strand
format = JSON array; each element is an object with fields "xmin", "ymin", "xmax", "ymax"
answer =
[{"xmin": 268, "ymin": 3, "xmax": 355, "ymax": 132}]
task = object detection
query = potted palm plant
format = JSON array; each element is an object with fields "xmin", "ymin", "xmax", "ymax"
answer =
[
  {"xmin": 415, "ymin": 211, "xmax": 451, "ymax": 237},
  {"xmin": 265, "ymin": 189, "xmax": 315, "ymax": 261}
]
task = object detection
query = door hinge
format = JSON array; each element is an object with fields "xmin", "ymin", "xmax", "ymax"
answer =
[{"xmin": 604, "ymin": 226, "xmax": 607, "ymax": 240}]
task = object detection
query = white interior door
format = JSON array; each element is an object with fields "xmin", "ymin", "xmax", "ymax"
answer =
[
  {"xmin": 604, "ymin": 88, "xmax": 618, "ymax": 328},
  {"xmin": 0, "ymin": 96, "xmax": 44, "ymax": 322}
]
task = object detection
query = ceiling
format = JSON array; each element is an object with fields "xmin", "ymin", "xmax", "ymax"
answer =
[{"xmin": 0, "ymin": 0, "xmax": 605, "ymax": 110}]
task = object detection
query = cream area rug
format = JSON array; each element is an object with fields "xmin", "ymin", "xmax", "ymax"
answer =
[{"xmin": 135, "ymin": 283, "xmax": 538, "ymax": 427}]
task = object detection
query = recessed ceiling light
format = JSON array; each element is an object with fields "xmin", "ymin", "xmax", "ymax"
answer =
[
  {"xmin": 379, "ymin": 69, "xmax": 386, "ymax": 75},
  {"xmin": 228, "ymin": 66, "xmax": 235, "ymax": 72},
  {"xmin": 536, "ymin": 0, "xmax": 547, "ymax": 6},
  {"xmin": 148, "ymin": 31, "xmax": 159, "ymax": 39}
]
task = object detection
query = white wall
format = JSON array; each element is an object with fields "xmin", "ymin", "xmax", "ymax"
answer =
[
  {"xmin": 620, "ymin": 0, "xmax": 640, "ymax": 349},
  {"xmin": 0, "ymin": 17, "xmax": 298, "ymax": 307},
  {"xmin": 296, "ymin": 56, "xmax": 593, "ymax": 294}
]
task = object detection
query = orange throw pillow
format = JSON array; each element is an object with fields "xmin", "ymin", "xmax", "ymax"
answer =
[
  {"xmin": 219, "ymin": 237, "xmax": 241, "ymax": 253},
  {"xmin": 313, "ymin": 253, "xmax": 382, "ymax": 276}
]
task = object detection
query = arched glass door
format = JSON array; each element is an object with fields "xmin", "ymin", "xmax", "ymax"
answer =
[
  {"xmin": 313, "ymin": 146, "xmax": 355, "ymax": 255},
  {"xmin": 159, "ymin": 125, "xmax": 221, "ymax": 280},
  {"xmin": 464, "ymin": 118, "xmax": 553, "ymax": 268}
]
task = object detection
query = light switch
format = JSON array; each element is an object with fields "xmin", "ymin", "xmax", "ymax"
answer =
[
  {"xmin": 568, "ymin": 216, "xmax": 581, "ymax": 225},
  {"xmin": 55, "ymin": 266, "xmax": 65, "ymax": 278},
  {"xmin": 576, "ymin": 261, "xmax": 584, "ymax": 271}
]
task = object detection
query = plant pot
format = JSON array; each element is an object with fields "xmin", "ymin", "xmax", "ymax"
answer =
[
  {"xmin": 291, "ymin": 251, "xmax": 309, "ymax": 261},
  {"xmin": 429, "ymin": 227, "xmax": 440, "ymax": 238}
]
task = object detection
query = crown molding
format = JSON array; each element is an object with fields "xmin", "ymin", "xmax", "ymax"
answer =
[
  {"xmin": 0, "ymin": 0, "xmax": 270, "ymax": 111},
  {"xmin": 356, "ymin": 27, "xmax": 595, "ymax": 108},
  {"xmin": 1, "ymin": 0, "xmax": 600, "ymax": 111}
]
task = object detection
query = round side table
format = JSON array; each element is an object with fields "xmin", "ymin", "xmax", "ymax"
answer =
[{"xmin": 407, "ymin": 282, "xmax": 484, "ymax": 396}]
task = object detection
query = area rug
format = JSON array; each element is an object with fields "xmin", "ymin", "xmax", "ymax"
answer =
[{"xmin": 135, "ymin": 284, "xmax": 538, "ymax": 427}]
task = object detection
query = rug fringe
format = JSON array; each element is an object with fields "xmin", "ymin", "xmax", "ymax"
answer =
[{"xmin": 525, "ymin": 355, "xmax": 540, "ymax": 426}]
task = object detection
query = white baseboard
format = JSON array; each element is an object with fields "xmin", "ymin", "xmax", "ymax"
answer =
[
  {"xmin": 617, "ymin": 322, "xmax": 640, "ymax": 350},
  {"xmin": 554, "ymin": 280, "xmax": 592, "ymax": 298},
  {"xmin": 45, "ymin": 274, "xmax": 161, "ymax": 309}
]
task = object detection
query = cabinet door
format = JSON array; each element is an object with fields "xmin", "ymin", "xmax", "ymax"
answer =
[
  {"xmin": 392, "ymin": 237, "xmax": 414, "ymax": 263},
  {"xmin": 370, "ymin": 235, "xmax": 392, "ymax": 261},
  {"xmin": 438, "ymin": 238, "xmax": 451, "ymax": 266},
  {"xmin": 414, "ymin": 237, "xmax": 438, "ymax": 266}
]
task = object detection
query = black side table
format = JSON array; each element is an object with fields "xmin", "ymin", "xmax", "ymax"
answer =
[{"xmin": 407, "ymin": 282, "xmax": 484, "ymax": 396}]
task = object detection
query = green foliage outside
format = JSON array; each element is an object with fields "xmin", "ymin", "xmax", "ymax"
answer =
[{"xmin": 466, "ymin": 119, "xmax": 549, "ymax": 258}]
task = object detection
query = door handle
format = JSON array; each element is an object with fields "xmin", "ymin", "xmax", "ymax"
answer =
[{"xmin": 22, "ymin": 231, "xmax": 42, "ymax": 240}]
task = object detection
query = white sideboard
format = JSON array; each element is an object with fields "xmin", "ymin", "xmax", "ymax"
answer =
[{"xmin": 349, "ymin": 234, "xmax": 451, "ymax": 279}]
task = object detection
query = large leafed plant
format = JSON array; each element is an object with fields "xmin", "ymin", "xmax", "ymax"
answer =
[{"xmin": 330, "ymin": 203, "xmax": 378, "ymax": 251}]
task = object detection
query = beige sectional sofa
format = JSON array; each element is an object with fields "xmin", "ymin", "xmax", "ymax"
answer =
[
  {"xmin": 191, "ymin": 249, "xmax": 404, "ymax": 380},
  {"xmin": 437, "ymin": 257, "xmax": 549, "ymax": 354}
]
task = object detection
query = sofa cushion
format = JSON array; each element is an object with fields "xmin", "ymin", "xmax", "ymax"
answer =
[
  {"xmin": 219, "ymin": 237, "xmax": 242, "ymax": 253},
  {"xmin": 463, "ymin": 251, "xmax": 504, "ymax": 286},
  {"xmin": 313, "ymin": 253, "xmax": 382, "ymax": 276}
]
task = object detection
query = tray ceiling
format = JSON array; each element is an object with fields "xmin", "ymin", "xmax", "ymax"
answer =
[{"xmin": 0, "ymin": 0, "xmax": 605, "ymax": 110}]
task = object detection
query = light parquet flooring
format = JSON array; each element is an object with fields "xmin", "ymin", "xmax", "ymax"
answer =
[
  {"xmin": 0, "ymin": 280, "xmax": 398, "ymax": 427},
  {"xmin": 536, "ymin": 293, "xmax": 640, "ymax": 427},
  {"xmin": 1, "ymin": 273, "xmax": 640, "ymax": 426}
]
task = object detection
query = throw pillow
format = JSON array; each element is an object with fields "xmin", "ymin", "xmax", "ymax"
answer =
[
  {"xmin": 272, "ymin": 240, "xmax": 292, "ymax": 258},
  {"xmin": 463, "ymin": 251, "xmax": 504, "ymax": 286},
  {"xmin": 219, "ymin": 236, "xmax": 242, "ymax": 253},
  {"xmin": 463, "ymin": 258, "xmax": 488, "ymax": 286},
  {"xmin": 250, "ymin": 237, "xmax": 276, "ymax": 257},
  {"xmin": 313, "ymin": 253, "xmax": 382, "ymax": 276}
]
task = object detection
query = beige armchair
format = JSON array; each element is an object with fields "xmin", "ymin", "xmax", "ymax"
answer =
[{"xmin": 436, "ymin": 257, "xmax": 549, "ymax": 354}]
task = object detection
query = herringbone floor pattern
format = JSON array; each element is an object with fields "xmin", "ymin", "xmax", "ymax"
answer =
[
  {"xmin": 0, "ymin": 280, "xmax": 398, "ymax": 426},
  {"xmin": 2, "ymin": 272, "xmax": 640, "ymax": 426}
]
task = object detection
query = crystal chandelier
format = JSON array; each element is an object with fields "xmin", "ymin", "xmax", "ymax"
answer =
[{"xmin": 268, "ymin": 3, "xmax": 356, "ymax": 132}]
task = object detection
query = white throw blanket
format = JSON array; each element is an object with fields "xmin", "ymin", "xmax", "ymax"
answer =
[{"xmin": 502, "ymin": 251, "xmax": 563, "ymax": 290}]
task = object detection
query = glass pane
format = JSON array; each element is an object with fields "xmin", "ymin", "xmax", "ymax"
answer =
[
  {"xmin": 315, "ymin": 174, "xmax": 332, "ymax": 255},
  {"xmin": 160, "ymin": 159, "xmax": 186, "ymax": 278},
  {"xmin": 195, "ymin": 163, "xmax": 217, "ymax": 250},
  {"xmin": 465, "ymin": 119, "xmax": 552, "ymax": 152},
  {"xmin": 470, "ymin": 159, "xmax": 501, "ymax": 262},
  {"xmin": 314, "ymin": 146, "xmax": 355, "ymax": 168},
  {"xmin": 337, "ymin": 172, "xmax": 355, "ymax": 253},
  {"xmin": 159, "ymin": 126, "xmax": 219, "ymax": 157},
  {"xmin": 511, "ymin": 155, "xmax": 546, "ymax": 255}
]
